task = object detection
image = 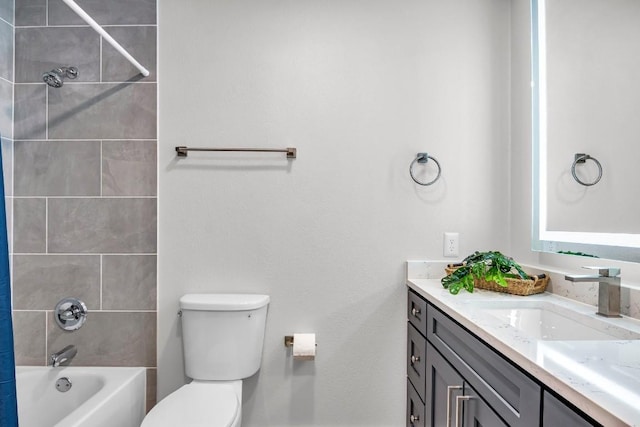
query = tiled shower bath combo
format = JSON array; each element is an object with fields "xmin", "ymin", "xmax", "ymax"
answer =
[{"xmin": 6, "ymin": 0, "xmax": 158, "ymax": 411}]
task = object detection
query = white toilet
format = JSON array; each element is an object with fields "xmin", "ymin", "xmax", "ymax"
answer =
[{"xmin": 141, "ymin": 293, "xmax": 270, "ymax": 427}]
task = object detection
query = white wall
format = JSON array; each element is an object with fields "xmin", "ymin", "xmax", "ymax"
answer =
[{"xmin": 158, "ymin": 1, "xmax": 511, "ymax": 425}]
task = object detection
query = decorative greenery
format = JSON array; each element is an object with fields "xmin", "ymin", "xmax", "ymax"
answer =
[
  {"xmin": 557, "ymin": 250, "xmax": 599, "ymax": 258},
  {"xmin": 441, "ymin": 251, "xmax": 529, "ymax": 295}
]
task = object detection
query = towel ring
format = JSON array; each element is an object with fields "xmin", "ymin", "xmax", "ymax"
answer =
[
  {"xmin": 571, "ymin": 153, "xmax": 602, "ymax": 186},
  {"xmin": 410, "ymin": 153, "xmax": 442, "ymax": 186}
]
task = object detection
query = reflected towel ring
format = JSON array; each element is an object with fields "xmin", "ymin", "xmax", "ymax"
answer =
[
  {"xmin": 410, "ymin": 153, "xmax": 442, "ymax": 186},
  {"xmin": 571, "ymin": 153, "xmax": 602, "ymax": 186}
]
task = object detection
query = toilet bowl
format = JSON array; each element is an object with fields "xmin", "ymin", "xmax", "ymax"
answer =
[
  {"xmin": 141, "ymin": 294, "xmax": 269, "ymax": 427},
  {"xmin": 141, "ymin": 381, "xmax": 241, "ymax": 427}
]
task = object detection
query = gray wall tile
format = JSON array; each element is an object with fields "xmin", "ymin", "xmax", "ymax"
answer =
[
  {"xmin": 15, "ymin": 140, "xmax": 101, "ymax": 196},
  {"xmin": 14, "ymin": 84, "xmax": 46, "ymax": 140},
  {"xmin": 0, "ymin": 78, "xmax": 12, "ymax": 140},
  {"xmin": 1, "ymin": 137, "xmax": 12, "ymax": 196},
  {"xmin": 13, "ymin": 255, "xmax": 101, "ymax": 310},
  {"xmin": 15, "ymin": 27, "xmax": 100, "ymax": 83},
  {"xmin": 13, "ymin": 311, "xmax": 46, "ymax": 366},
  {"xmin": 48, "ymin": 83, "xmax": 157, "ymax": 140},
  {"xmin": 103, "ymin": 140, "xmax": 157, "ymax": 196},
  {"xmin": 15, "ymin": 0, "xmax": 46, "ymax": 27},
  {"xmin": 13, "ymin": 198, "xmax": 46, "ymax": 253},
  {"xmin": 0, "ymin": 0, "xmax": 14, "ymax": 24},
  {"xmin": 47, "ymin": 311, "xmax": 156, "ymax": 366},
  {"xmin": 0, "ymin": 20, "xmax": 13, "ymax": 81},
  {"xmin": 103, "ymin": 255, "xmax": 156, "ymax": 310},
  {"xmin": 146, "ymin": 368, "xmax": 157, "ymax": 413},
  {"xmin": 103, "ymin": 26, "xmax": 157, "ymax": 82},
  {"xmin": 49, "ymin": 0, "xmax": 156, "ymax": 26},
  {"xmin": 48, "ymin": 198, "xmax": 157, "ymax": 253}
]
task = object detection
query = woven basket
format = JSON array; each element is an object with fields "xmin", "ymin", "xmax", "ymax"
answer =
[{"xmin": 444, "ymin": 266, "xmax": 549, "ymax": 296}]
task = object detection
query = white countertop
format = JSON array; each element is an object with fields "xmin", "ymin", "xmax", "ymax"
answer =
[{"xmin": 407, "ymin": 276, "xmax": 640, "ymax": 427}]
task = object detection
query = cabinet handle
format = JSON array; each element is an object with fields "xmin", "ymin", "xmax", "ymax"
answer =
[
  {"xmin": 410, "ymin": 355, "xmax": 420, "ymax": 364},
  {"xmin": 455, "ymin": 395, "xmax": 474, "ymax": 427},
  {"xmin": 409, "ymin": 414, "xmax": 420, "ymax": 424},
  {"xmin": 411, "ymin": 307, "xmax": 421, "ymax": 317},
  {"xmin": 446, "ymin": 385, "xmax": 462, "ymax": 427}
]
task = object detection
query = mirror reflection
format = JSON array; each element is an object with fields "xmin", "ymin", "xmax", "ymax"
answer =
[{"xmin": 532, "ymin": 0, "xmax": 640, "ymax": 261}]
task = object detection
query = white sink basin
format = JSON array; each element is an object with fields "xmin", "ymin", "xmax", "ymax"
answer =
[{"xmin": 481, "ymin": 301, "xmax": 640, "ymax": 341}]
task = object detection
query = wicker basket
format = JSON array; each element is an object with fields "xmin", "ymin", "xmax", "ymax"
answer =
[{"xmin": 444, "ymin": 266, "xmax": 549, "ymax": 296}]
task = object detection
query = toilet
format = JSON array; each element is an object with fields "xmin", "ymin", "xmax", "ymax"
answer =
[{"xmin": 141, "ymin": 293, "xmax": 270, "ymax": 427}]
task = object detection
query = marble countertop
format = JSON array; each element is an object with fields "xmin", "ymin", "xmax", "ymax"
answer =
[{"xmin": 407, "ymin": 265, "xmax": 640, "ymax": 427}]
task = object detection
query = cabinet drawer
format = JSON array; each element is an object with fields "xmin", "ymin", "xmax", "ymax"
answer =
[
  {"xmin": 427, "ymin": 304, "xmax": 540, "ymax": 427},
  {"xmin": 407, "ymin": 380, "xmax": 425, "ymax": 427},
  {"xmin": 407, "ymin": 323, "xmax": 426, "ymax": 402},
  {"xmin": 407, "ymin": 290, "xmax": 427, "ymax": 336}
]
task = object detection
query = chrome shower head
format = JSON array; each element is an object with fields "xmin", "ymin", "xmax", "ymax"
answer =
[{"xmin": 42, "ymin": 67, "xmax": 79, "ymax": 88}]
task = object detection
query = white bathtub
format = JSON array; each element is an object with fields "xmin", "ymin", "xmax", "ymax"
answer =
[{"xmin": 16, "ymin": 366, "xmax": 146, "ymax": 427}]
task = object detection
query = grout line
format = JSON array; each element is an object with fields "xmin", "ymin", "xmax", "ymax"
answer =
[
  {"xmin": 15, "ymin": 24, "xmax": 158, "ymax": 29},
  {"xmin": 99, "ymin": 35, "xmax": 103, "ymax": 82},
  {"xmin": 44, "ymin": 311, "xmax": 48, "ymax": 365},
  {"xmin": 14, "ymin": 81, "xmax": 157, "ymax": 86},
  {"xmin": 12, "ymin": 196, "xmax": 157, "ymax": 199},
  {"xmin": 14, "ymin": 138, "xmax": 157, "ymax": 142},
  {"xmin": 100, "ymin": 140, "xmax": 103, "ymax": 196},
  {"xmin": 45, "ymin": 0, "xmax": 48, "ymax": 26},
  {"xmin": 12, "ymin": 253, "xmax": 157, "ymax": 256},
  {"xmin": 0, "ymin": 16, "xmax": 11, "ymax": 26},
  {"xmin": 13, "ymin": 309, "xmax": 156, "ymax": 313},
  {"xmin": 99, "ymin": 254, "xmax": 103, "ymax": 310},
  {"xmin": 44, "ymin": 198, "xmax": 48, "ymax": 253},
  {"xmin": 44, "ymin": 86, "xmax": 48, "ymax": 140}
]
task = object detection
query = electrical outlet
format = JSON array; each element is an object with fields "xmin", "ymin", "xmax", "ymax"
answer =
[{"xmin": 443, "ymin": 232, "xmax": 459, "ymax": 257}]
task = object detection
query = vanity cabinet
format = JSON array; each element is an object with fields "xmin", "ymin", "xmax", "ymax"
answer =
[
  {"xmin": 407, "ymin": 289, "xmax": 598, "ymax": 427},
  {"xmin": 543, "ymin": 392, "xmax": 596, "ymax": 427}
]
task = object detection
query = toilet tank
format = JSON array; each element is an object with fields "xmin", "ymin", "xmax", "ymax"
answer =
[{"xmin": 179, "ymin": 294, "xmax": 270, "ymax": 381}]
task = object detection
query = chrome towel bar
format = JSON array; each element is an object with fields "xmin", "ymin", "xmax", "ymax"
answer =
[
  {"xmin": 175, "ymin": 146, "xmax": 297, "ymax": 159},
  {"xmin": 571, "ymin": 153, "xmax": 602, "ymax": 186}
]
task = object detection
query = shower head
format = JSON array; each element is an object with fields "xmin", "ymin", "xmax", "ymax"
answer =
[{"xmin": 42, "ymin": 66, "xmax": 79, "ymax": 88}]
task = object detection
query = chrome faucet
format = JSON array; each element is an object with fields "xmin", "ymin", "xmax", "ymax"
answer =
[
  {"xmin": 565, "ymin": 267, "xmax": 621, "ymax": 318},
  {"xmin": 50, "ymin": 345, "xmax": 77, "ymax": 367}
]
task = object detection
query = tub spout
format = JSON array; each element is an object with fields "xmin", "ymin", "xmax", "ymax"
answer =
[
  {"xmin": 50, "ymin": 345, "xmax": 77, "ymax": 367},
  {"xmin": 565, "ymin": 267, "xmax": 621, "ymax": 318}
]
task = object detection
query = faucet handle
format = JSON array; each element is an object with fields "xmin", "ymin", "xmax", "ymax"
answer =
[{"xmin": 583, "ymin": 266, "xmax": 621, "ymax": 277}]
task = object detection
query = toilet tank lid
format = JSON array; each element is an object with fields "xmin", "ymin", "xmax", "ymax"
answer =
[{"xmin": 180, "ymin": 294, "xmax": 270, "ymax": 311}]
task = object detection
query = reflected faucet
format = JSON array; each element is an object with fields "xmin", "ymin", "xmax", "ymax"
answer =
[
  {"xmin": 565, "ymin": 267, "xmax": 621, "ymax": 318},
  {"xmin": 50, "ymin": 345, "xmax": 77, "ymax": 367}
]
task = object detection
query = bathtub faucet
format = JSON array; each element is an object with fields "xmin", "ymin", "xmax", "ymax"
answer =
[{"xmin": 50, "ymin": 345, "xmax": 77, "ymax": 367}]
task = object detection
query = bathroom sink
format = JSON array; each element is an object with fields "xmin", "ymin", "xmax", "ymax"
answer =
[{"xmin": 480, "ymin": 301, "xmax": 640, "ymax": 341}]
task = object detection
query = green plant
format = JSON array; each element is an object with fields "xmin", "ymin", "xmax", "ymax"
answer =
[{"xmin": 441, "ymin": 251, "xmax": 529, "ymax": 295}]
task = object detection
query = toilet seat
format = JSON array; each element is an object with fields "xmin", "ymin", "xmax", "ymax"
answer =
[{"xmin": 141, "ymin": 381, "xmax": 240, "ymax": 427}]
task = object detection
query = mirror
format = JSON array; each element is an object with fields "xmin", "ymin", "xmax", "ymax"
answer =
[{"xmin": 532, "ymin": 0, "xmax": 640, "ymax": 262}]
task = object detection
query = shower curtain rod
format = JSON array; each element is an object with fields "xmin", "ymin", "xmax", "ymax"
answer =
[{"xmin": 61, "ymin": 0, "xmax": 150, "ymax": 77}]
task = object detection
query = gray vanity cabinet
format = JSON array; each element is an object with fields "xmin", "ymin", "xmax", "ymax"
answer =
[
  {"xmin": 407, "ymin": 289, "xmax": 602, "ymax": 427},
  {"xmin": 543, "ymin": 393, "xmax": 596, "ymax": 427}
]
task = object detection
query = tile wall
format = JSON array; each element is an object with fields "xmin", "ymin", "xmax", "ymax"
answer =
[
  {"xmin": 0, "ymin": 0, "xmax": 13, "ymax": 232},
  {"xmin": 9, "ymin": 0, "xmax": 158, "ymax": 410}
]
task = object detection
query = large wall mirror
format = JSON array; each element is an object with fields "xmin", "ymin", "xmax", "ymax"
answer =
[{"xmin": 532, "ymin": 0, "xmax": 640, "ymax": 262}]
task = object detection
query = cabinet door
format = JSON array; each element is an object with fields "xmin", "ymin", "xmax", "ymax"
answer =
[
  {"xmin": 543, "ymin": 392, "xmax": 597, "ymax": 427},
  {"xmin": 461, "ymin": 382, "xmax": 508, "ymax": 427},
  {"xmin": 425, "ymin": 341, "xmax": 464, "ymax": 427}
]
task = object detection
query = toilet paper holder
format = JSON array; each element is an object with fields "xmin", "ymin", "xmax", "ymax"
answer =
[
  {"xmin": 284, "ymin": 335, "xmax": 317, "ymax": 348},
  {"xmin": 284, "ymin": 335, "xmax": 295, "ymax": 347}
]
